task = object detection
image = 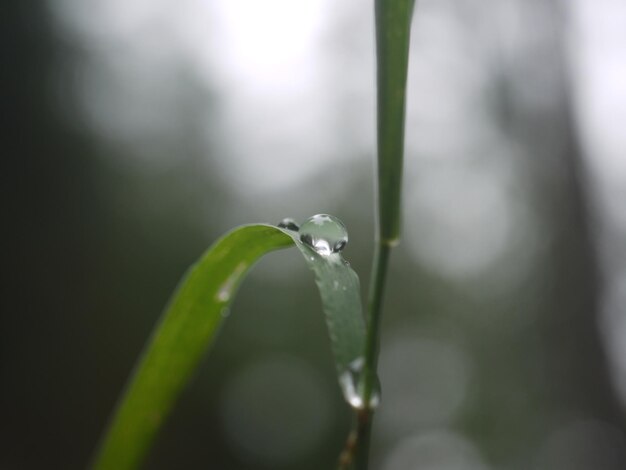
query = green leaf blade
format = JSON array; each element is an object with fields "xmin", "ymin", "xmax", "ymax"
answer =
[
  {"xmin": 285, "ymin": 232, "xmax": 366, "ymax": 374},
  {"xmin": 92, "ymin": 224, "xmax": 293, "ymax": 470},
  {"xmin": 93, "ymin": 221, "xmax": 366, "ymax": 470}
]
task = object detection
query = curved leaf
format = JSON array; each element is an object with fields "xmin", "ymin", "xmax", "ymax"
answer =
[
  {"xmin": 281, "ymin": 228, "xmax": 366, "ymax": 374},
  {"xmin": 93, "ymin": 225, "xmax": 292, "ymax": 470},
  {"xmin": 92, "ymin": 222, "xmax": 365, "ymax": 470}
]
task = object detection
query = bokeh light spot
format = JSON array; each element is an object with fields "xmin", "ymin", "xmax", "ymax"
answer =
[{"xmin": 218, "ymin": 355, "xmax": 332, "ymax": 466}]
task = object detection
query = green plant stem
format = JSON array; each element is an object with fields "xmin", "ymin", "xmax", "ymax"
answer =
[
  {"xmin": 355, "ymin": 242, "xmax": 391, "ymax": 470},
  {"xmin": 336, "ymin": 408, "xmax": 375, "ymax": 470},
  {"xmin": 364, "ymin": 242, "xmax": 392, "ymax": 379},
  {"xmin": 349, "ymin": 0, "xmax": 415, "ymax": 468},
  {"xmin": 336, "ymin": 243, "xmax": 393, "ymax": 470},
  {"xmin": 353, "ymin": 408, "xmax": 374, "ymax": 470},
  {"xmin": 375, "ymin": 0, "xmax": 416, "ymax": 242},
  {"xmin": 335, "ymin": 242, "xmax": 392, "ymax": 470}
]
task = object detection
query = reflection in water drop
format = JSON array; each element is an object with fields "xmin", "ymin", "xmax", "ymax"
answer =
[
  {"xmin": 277, "ymin": 217, "xmax": 300, "ymax": 231},
  {"xmin": 339, "ymin": 357, "xmax": 380, "ymax": 410},
  {"xmin": 299, "ymin": 214, "xmax": 348, "ymax": 256}
]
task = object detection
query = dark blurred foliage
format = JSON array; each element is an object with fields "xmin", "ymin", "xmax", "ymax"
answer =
[{"xmin": 3, "ymin": 1, "xmax": 626, "ymax": 469}]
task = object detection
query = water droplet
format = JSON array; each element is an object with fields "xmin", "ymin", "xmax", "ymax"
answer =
[
  {"xmin": 217, "ymin": 289, "xmax": 230, "ymax": 303},
  {"xmin": 216, "ymin": 263, "xmax": 247, "ymax": 304},
  {"xmin": 299, "ymin": 214, "xmax": 348, "ymax": 256},
  {"xmin": 339, "ymin": 358, "xmax": 381, "ymax": 410},
  {"xmin": 277, "ymin": 218, "xmax": 300, "ymax": 231}
]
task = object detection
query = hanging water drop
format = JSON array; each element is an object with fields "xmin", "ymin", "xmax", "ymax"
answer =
[
  {"xmin": 299, "ymin": 214, "xmax": 348, "ymax": 256},
  {"xmin": 339, "ymin": 357, "xmax": 381, "ymax": 410},
  {"xmin": 277, "ymin": 217, "xmax": 300, "ymax": 231}
]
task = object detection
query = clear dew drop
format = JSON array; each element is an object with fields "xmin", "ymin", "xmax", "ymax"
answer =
[
  {"xmin": 277, "ymin": 217, "xmax": 300, "ymax": 231},
  {"xmin": 215, "ymin": 262, "xmax": 247, "ymax": 304},
  {"xmin": 299, "ymin": 214, "xmax": 348, "ymax": 256},
  {"xmin": 217, "ymin": 289, "xmax": 230, "ymax": 303},
  {"xmin": 339, "ymin": 357, "xmax": 381, "ymax": 410}
]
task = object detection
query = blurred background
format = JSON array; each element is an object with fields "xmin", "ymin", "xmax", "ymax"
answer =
[{"xmin": 4, "ymin": 0, "xmax": 626, "ymax": 468}]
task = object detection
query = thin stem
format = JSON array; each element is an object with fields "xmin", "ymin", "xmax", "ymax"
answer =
[
  {"xmin": 352, "ymin": 407, "xmax": 374, "ymax": 470},
  {"xmin": 337, "ymin": 428, "xmax": 358, "ymax": 470},
  {"xmin": 335, "ymin": 242, "xmax": 392, "ymax": 469},
  {"xmin": 336, "ymin": 407, "xmax": 377, "ymax": 470},
  {"xmin": 364, "ymin": 242, "xmax": 392, "ymax": 382},
  {"xmin": 354, "ymin": 242, "xmax": 391, "ymax": 470},
  {"xmin": 347, "ymin": 0, "xmax": 415, "ymax": 468}
]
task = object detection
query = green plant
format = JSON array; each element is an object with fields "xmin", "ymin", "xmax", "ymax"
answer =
[{"xmin": 92, "ymin": 1, "xmax": 414, "ymax": 469}]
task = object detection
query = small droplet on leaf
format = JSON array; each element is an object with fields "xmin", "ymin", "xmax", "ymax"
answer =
[{"xmin": 277, "ymin": 218, "xmax": 300, "ymax": 231}]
